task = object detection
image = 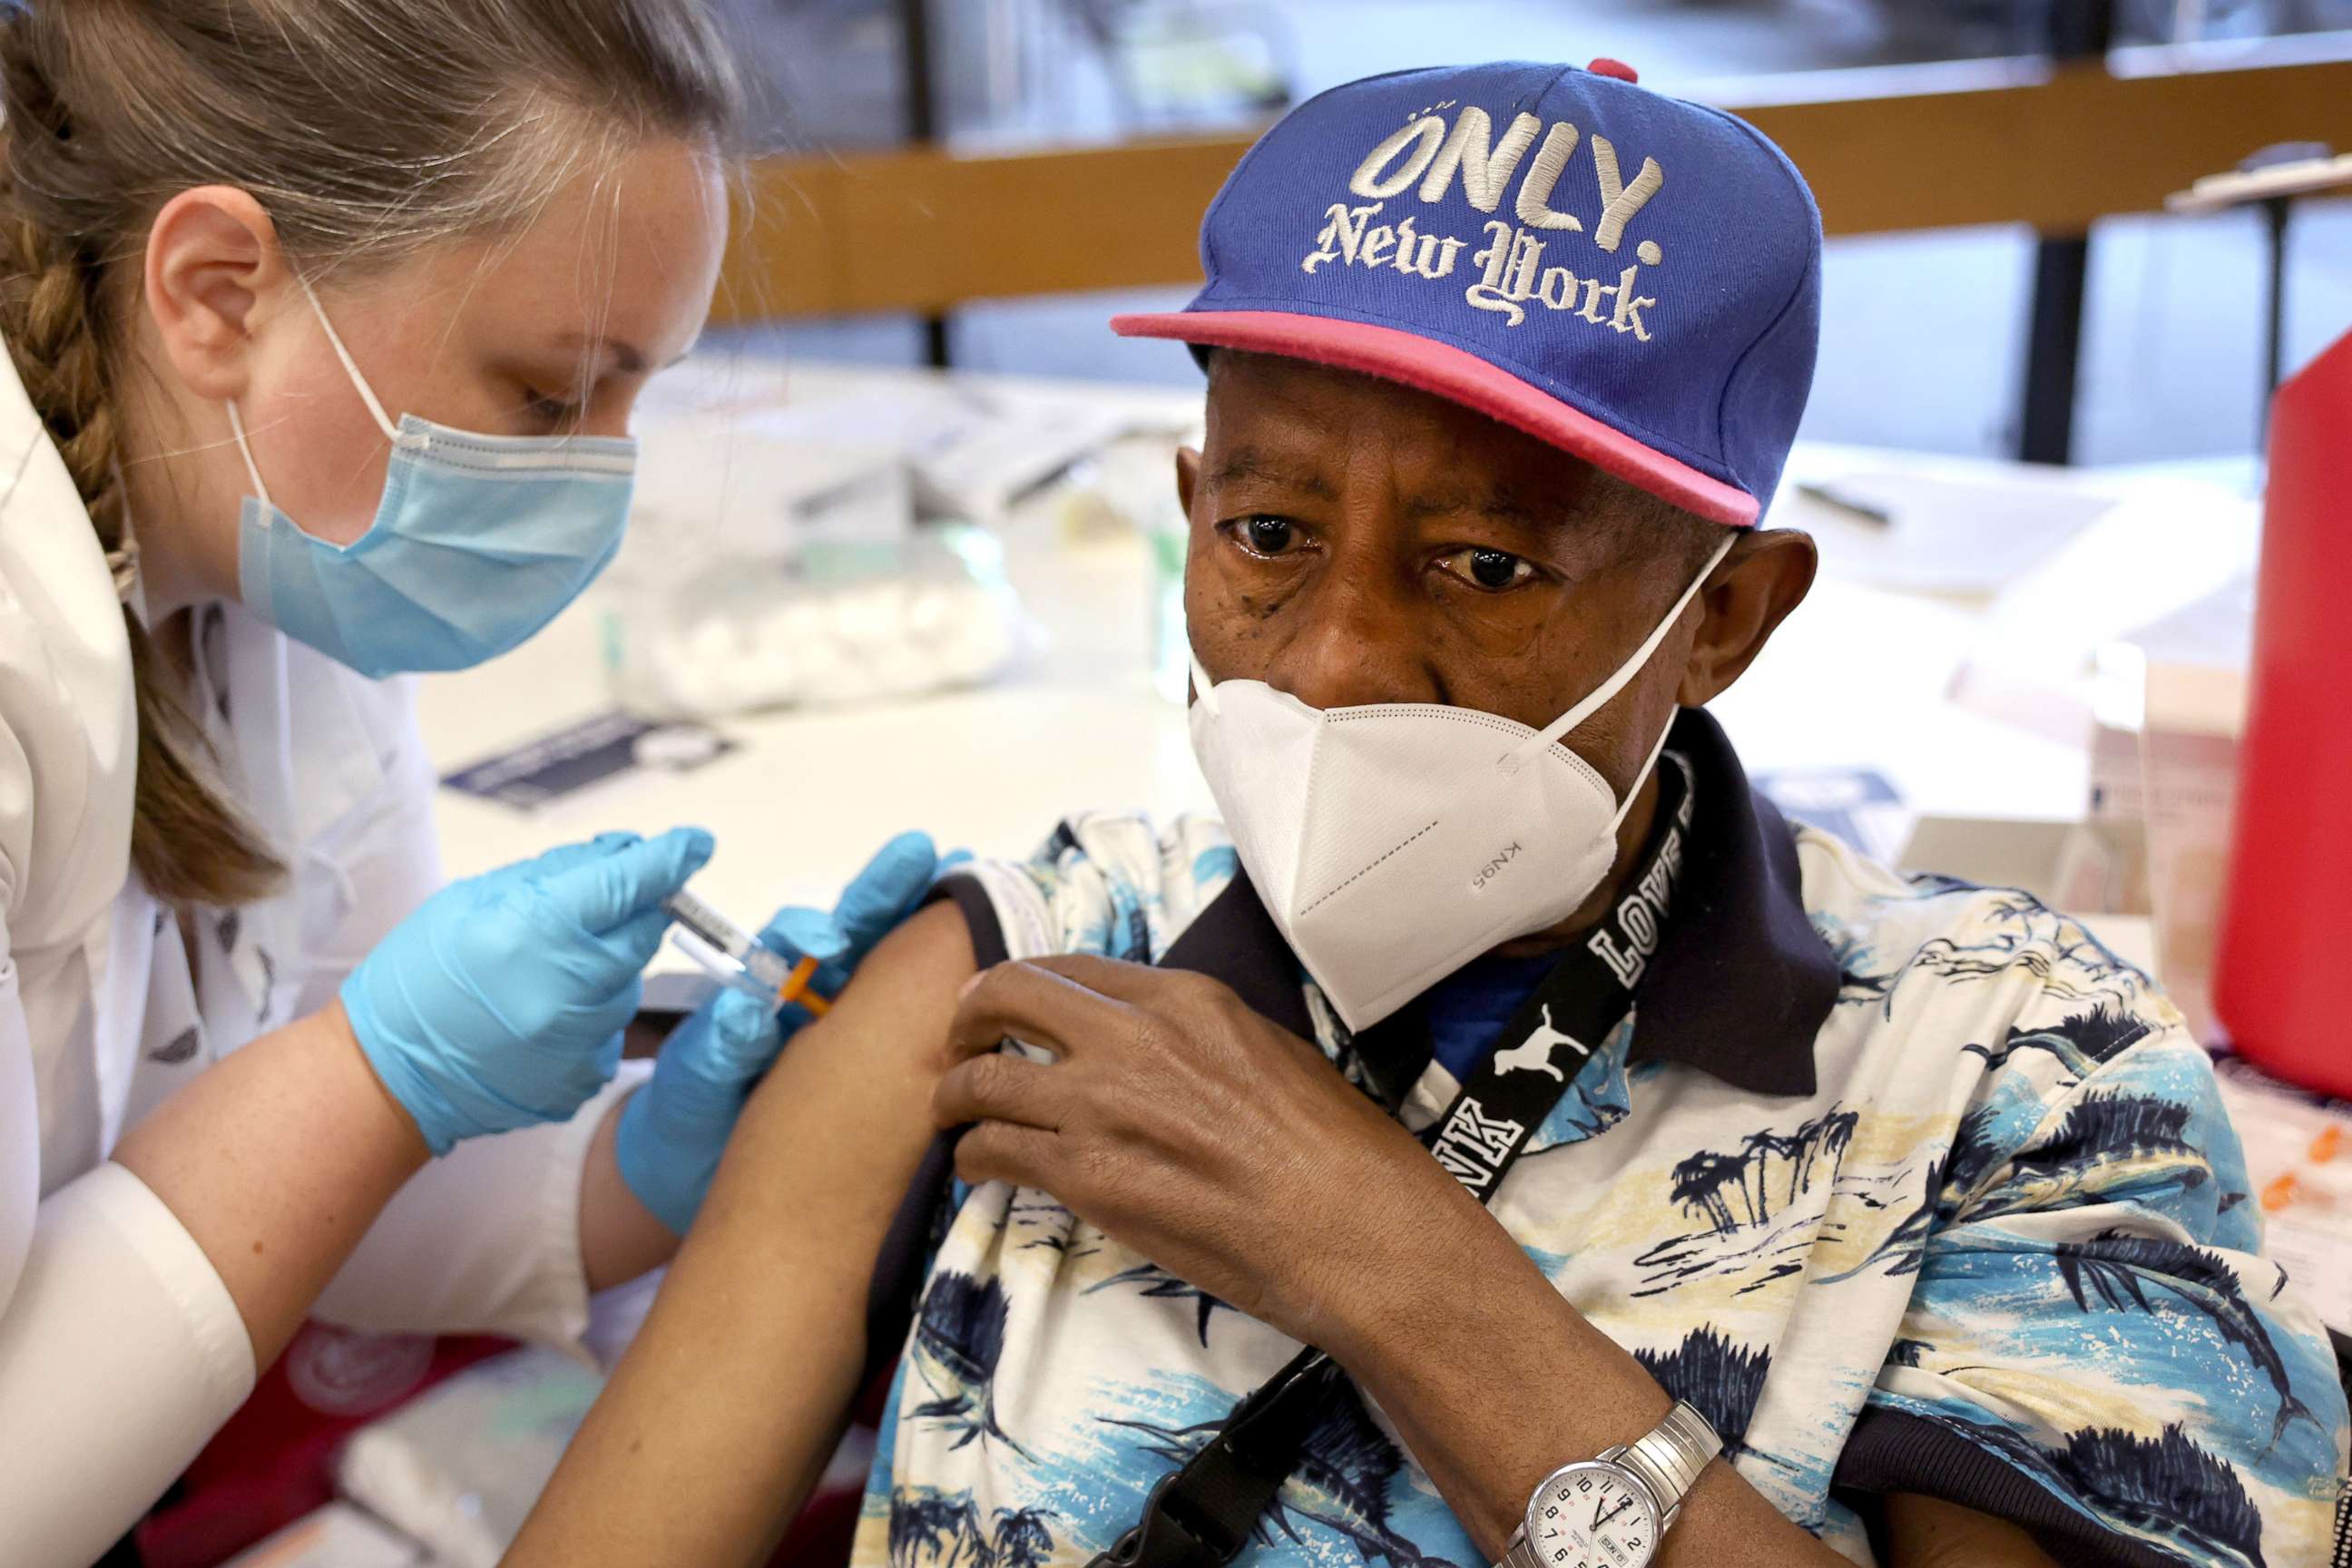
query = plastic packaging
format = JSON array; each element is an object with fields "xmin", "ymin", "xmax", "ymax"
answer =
[
  {"xmin": 1051, "ymin": 432, "xmax": 1200, "ymax": 704},
  {"xmin": 335, "ymin": 1348, "xmax": 603, "ymax": 1568},
  {"xmin": 598, "ymin": 524, "xmax": 1028, "ymax": 719},
  {"xmin": 2213, "ymin": 327, "xmax": 2352, "ymax": 1094}
]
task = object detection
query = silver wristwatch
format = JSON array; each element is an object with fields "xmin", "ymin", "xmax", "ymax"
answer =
[{"xmin": 1497, "ymin": 1402, "xmax": 1721, "ymax": 1568}]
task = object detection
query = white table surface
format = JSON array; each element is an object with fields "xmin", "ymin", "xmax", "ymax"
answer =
[{"xmin": 415, "ymin": 360, "xmax": 2249, "ymax": 969}]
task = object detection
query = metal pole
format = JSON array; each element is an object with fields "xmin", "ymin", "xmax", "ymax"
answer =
[
  {"xmin": 2015, "ymin": 0, "xmax": 2116, "ymax": 466},
  {"xmin": 2261, "ymin": 195, "xmax": 2291, "ymax": 414},
  {"xmin": 2018, "ymin": 236, "xmax": 2091, "ymax": 466},
  {"xmin": 898, "ymin": 0, "xmax": 953, "ymax": 368}
]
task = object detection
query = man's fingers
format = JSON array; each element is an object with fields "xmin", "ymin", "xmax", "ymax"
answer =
[
  {"xmin": 934, "ymin": 1051, "xmax": 1068, "ymax": 1132},
  {"xmin": 944, "ymin": 960, "xmax": 1128, "ymax": 1065},
  {"xmin": 1021, "ymin": 953, "xmax": 1193, "ymax": 1006},
  {"xmin": 953, "ymin": 1120, "xmax": 1064, "ymax": 1192}
]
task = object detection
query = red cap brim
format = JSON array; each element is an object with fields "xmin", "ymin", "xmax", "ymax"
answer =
[{"xmin": 1111, "ymin": 309, "xmax": 1759, "ymax": 527}]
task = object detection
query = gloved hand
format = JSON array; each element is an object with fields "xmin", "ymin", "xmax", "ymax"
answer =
[
  {"xmin": 613, "ymin": 831, "xmax": 949, "ymax": 1235},
  {"xmin": 343, "ymin": 827, "xmax": 715, "ymax": 1155}
]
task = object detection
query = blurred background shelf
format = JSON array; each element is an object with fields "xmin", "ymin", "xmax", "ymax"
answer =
[{"xmin": 707, "ymin": 1, "xmax": 2352, "ymax": 466}]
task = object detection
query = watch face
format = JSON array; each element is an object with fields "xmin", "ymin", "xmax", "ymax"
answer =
[{"xmin": 1524, "ymin": 1462, "xmax": 1661, "ymax": 1568}]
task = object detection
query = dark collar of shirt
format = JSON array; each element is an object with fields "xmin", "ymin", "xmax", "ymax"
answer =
[
  {"xmin": 1160, "ymin": 706, "xmax": 1838, "ymax": 1101},
  {"xmin": 885, "ymin": 707, "xmax": 1844, "ymax": 1382}
]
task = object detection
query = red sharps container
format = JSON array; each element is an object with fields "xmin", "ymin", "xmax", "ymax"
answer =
[{"xmin": 2214, "ymin": 326, "xmax": 2352, "ymax": 1094}]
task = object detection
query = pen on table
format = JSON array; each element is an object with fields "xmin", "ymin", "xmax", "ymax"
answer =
[{"xmin": 1795, "ymin": 481, "xmax": 1894, "ymax": 528}]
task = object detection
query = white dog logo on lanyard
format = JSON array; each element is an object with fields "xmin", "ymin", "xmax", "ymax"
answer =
[{"xmin": 1494, "ymin": 1004, "xmax": 1590, "ymax": 1081}]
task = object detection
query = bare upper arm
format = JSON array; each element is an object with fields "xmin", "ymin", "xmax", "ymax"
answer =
[
  {"xmin": 720, "ymin": 897, "xmax": 976, "ymax": 1168},
  {"xmin": 506, "ymin": 899, "xmax": 981, "ymax": 1568},
  {"xmin": 1882, "ymin": 1494, "xmax": 2061, "ymax": 1568}
]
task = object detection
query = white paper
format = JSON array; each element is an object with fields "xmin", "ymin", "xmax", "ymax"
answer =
[{"xmin": 1789, "ymin": 471, "xmax": 2116, "ymax": 595}]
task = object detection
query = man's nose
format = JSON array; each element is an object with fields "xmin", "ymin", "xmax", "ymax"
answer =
[{"xmin": 1261, "ymin": 572, "xmax": 1432, "ymax": 712}]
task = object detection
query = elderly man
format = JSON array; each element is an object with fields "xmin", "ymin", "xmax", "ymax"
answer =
[{"xmin": 514, "ymin": 59, "xmax": 2348, "ymax": 1568}]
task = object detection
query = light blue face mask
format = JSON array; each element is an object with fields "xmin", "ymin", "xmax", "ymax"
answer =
[{"xmin": 229, "ymin": 281, "xmax": 638, "ymax": 679}]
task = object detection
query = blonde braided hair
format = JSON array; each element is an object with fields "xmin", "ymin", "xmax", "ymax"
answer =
[
  {"xmin": 0, "ymin": 16, "xmax": 282, "ymax": 906},
  {"xmin": 0, "ymin": 0, "xmax": 740, "ymax": 910}
]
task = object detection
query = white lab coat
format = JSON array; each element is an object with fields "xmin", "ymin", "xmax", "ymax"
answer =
[{"xmin": 0, "ymin": 348, "xmax": 639, "ymax": 1566}]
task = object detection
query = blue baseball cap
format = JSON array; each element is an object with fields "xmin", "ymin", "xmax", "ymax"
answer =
[{"xmin": 1113, "ymin": 59, "xmax": 1822, "ymax": 526}]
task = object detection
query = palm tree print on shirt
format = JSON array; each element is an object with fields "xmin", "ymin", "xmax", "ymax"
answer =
[
  {"xmin": 2053, "ymin": 1231, "xmax": 2319, "ymax": 1455},
  {"xmin": 1634, "ymin": 1110, "xmax": 1861, "ymax": 1297},
  {"xmin": 1887, "ymin": 1410, "xmax": 2269, "ymax": 1568},
  {"xmin": 1667, "ymin": 1111, "xmax": 1860, "ymax": 1235},
  {"xmin": 887, "ymin": 1487, "xmax": 1056, "ymax": 1568},
  {"xmin": 1632, "ymin": 1328, "xmax": 1772, "ymax": 1455},
  {"xmin": 1836, "ymin": 893, "xmax": 2148, "ymax": 1024},
  {"xmin": 1819, "ymin": 1007, "xmax": 2184, "ymax": 1285},
  {"xmin": 1106, "ymin": 1383, "xmax": 1462, "ymax": 1568},
  {"xmin": 2063, "ymin": 1425, "xmax": 2265, "ymax": 1567},
  {"xmin": 1088, "ymin": 1260, "xmax": 1240, "ymax": 1345},
  {"xmin": 1965, "ymin": 1002, "xmax": 2155, "ymax": 1078},
  {"xmin": 911, "ymin": 1271, "xmax": 1030, "ymax": 1457}
]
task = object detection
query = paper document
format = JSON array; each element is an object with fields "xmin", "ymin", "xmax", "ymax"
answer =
[{"xmin": 1789, "ymin": 472, "xmax": 2115, "ymax": 595}]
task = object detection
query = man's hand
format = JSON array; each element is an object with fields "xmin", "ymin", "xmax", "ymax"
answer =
[
  {"xmin": 931, "ymin": 955, "xmax": 1955, "ymax": 1568},
  {"xmin": 932, "ymin": 956, "xmax": 1466, "ymax": 1349}
]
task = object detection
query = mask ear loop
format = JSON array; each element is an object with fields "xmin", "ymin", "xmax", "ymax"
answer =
[
  {"xmin": 1504, "ymin": 530, "xmax": 1738, "ymax": 774},
  {"xmin": 1608, "ymin": 710, "xmax": 1681, "ymax": 832},
  {"xmin": 224, "ymin": 400, "xmax": 273, "ymax": 510},
  {"xmin": 224, "ymin": 272, "xmax": 402, "ymax": 508},
  {"xmin": 1188, "ymin": 652, "xmax": 1222, "ymax": 716},
  {"xmin": 294, "ymin": 271, "xmax": 401, "ymax": 442}
]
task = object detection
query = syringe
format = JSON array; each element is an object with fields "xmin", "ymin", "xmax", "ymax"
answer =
[{"xmin": 662, "ymin": 888, "xmax": 832, "ymax": 1015}]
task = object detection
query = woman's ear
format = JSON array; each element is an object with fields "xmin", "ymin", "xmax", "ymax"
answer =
[
  {"xmin": 142, "ymin": 186, "xmax": 290, "ymax": 404},
  {"xmin": 1675, "ymin": 528, "xmax": 1817, "ymax": 707}
]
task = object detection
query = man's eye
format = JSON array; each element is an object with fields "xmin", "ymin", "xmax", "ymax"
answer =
[
  {"xmin": 1437, "ymin": 547, "xmax": 1537, "ymax": 592},
  {"xmin": 1235, "ymin": 515, "xmax": 1300, "ymax": 556}
]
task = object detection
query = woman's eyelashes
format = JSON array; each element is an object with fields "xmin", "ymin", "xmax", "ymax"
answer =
[
  {"xmin": 521, "ymin": 390, "xmax": 587, "ymax": 431},
  {"xmin": 504, "ymin": 369, "xmax": 594, "ymax": 432}
]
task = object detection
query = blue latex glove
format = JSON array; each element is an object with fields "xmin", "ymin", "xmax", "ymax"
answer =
[
  {"xmin": 613, "ymin": 831, "xmax": 950, "ymax": 1235},
  {"xmin": 344, "ymin": 827, "xmax": 715, "ymax": 1154}
]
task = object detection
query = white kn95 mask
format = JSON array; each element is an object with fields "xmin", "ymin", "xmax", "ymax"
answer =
[{"xmin": 1187, "ymin": 533, "xmax": 1734, "ymax": 1032}]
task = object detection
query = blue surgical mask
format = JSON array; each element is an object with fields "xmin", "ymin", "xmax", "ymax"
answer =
[{"xmin": 229, "ymin": 280, "xmax": 637, "ymax": 679}]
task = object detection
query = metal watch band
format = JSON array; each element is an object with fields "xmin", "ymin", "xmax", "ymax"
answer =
[
  {"xmin": 1504, "ymin": 1529, "xmax": 1547, "ymax": 1568},
  {"xmin": 1617, "ymin": 1401, "xmax": 1722, "ymax": 1513}
]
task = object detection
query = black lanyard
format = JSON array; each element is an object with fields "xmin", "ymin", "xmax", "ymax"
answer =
[{"xmin": 1091, "ymin": 755, "xmax": 1695, "ymax": 1568}]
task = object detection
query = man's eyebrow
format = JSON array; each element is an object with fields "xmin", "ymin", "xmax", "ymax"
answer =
[
  {"xmin": 1209, "ymin": 446, "xmax": 1337, "ymax": 499},
  {"xmin": 1406, "ymin": 481, "xmax": 1556, "ymax": 529}
]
